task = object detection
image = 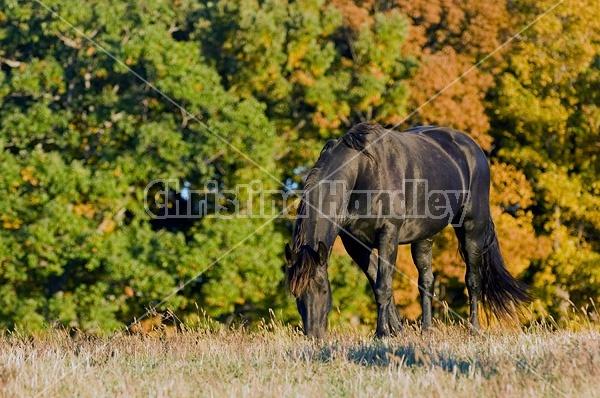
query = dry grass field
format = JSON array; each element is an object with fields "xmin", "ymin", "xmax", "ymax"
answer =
[{"xmin": 0, "ymin": 319, "xmax": 598, "ymax": 398}]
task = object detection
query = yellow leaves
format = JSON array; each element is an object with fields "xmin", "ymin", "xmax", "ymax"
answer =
[
  {"xmin": 124, "ymin": 286, "xmax": 134, "ymax": 298},
  {"xmin": 312, "ymin": 112, "xmax": 329, "ymax": 129},
  {"xmin": 290, "ymin": 70, "xmax": 314, "ymax": 86},
  {"xmin": 95, "ymin": 69, "xmax": 107, "ymax": 79},
  {"xmin": 537, "ymin": 169, "xmax": 600, "ymax": 230},
  {"xmin": 358, "ymin": 93, "xmax": 380, "ymax": 111},
  {"xmin": 340, "ymin": 57, "xmax": 353, "ymax": 68},
  {"xmin": 0, "ymin": 215, "xmax": 23, "ymax": 230},
  {"xmin": 331, "ymin": 236, "xmax": 345, "ymax": 254},
  {"xmin": 98, "ymin": 218, "xmax": 116, "ymax": 234},
  {"xmin": 432, "ymin": 226, "xmax": 465, "ymax": 280},
  {"xmin": 73, "ymin": 203, "xmax": 96, "ymax": 219},
  {"xmin": 21, "ymin": 167, "xmax": 38, "ymax": 186},
  {"xmin": 287, "ymin": 42, "xmax": 309, "ymax": 68},
  {"xmin": 535, "ymin": 265, "xmax": 557, "ymax": 286},
  {"xmin": 402, "ymin": 302, "xmax": 423, "ymax": 320},
  {"xmin": 310, "ymin": 64, "xmax": 325, "ymax": 77}
]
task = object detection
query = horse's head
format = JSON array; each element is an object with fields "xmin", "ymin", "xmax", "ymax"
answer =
[{"xmin": 285, "ymin": 242, "xmax": 331, "ymax": 338}]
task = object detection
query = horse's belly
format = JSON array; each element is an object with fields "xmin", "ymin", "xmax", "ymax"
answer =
[{"xmin": 396, "ymin": 217, "xmax": 450, "ymax": 244}]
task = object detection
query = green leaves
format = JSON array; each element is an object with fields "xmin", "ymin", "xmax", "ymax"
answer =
[
  {"xmin": 0, "ymin": 0, "xmax": 285, "ymax": 332},
  {"xmin": 1, "ymin": 0, "xmax": 598, "ymax": 332}
]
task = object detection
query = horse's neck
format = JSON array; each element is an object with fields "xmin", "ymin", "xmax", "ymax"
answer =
[{"xmin": 298, "ymin": 181, "xmax": 348, "ymax": 249}]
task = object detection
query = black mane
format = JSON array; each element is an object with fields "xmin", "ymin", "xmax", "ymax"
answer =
[
  {"xmin": 293, "ymin": 139, "xmax": 337, "ymax": 250},
  {"xmin": 340, "ymin": 122, "xmax": 383, "ymax": 161}
]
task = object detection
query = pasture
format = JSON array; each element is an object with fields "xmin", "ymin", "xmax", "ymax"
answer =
[
  {"xmin": 2, "ymin": 3, "xmax": 600, "ymax": 397},
  {"xmin": 1, "ymin": 320, "xmax": 598, "ymax": 397}
]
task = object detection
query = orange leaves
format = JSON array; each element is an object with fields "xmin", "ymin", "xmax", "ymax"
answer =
[
  {"xmin": 405, "ymin": 48, "xmax": 493, "ymax": 151},
  {"xmin": 489, "ymin": 162, "xmax": 549, "ymax": 276},
  {"xmin": 490, "ymin": 162, "xmax": 534, "ymax": 211},
  {"xmin": 311, "ymin": 111, "xmax": 341, "ymax": 130},
  {"xmin": 393, "ymin": 244, "xmax": 421, "ymax": 320},
  {"xmin": 329, "ymin": 0, "xmax": 374, "ymax": 30},
  {"xmin": 493, "ymin": 207, "xmax": 550, "ymax": 277},
  {"xmin": 391, "ymin": 0, "xmax": 514, "ymax": 150}
]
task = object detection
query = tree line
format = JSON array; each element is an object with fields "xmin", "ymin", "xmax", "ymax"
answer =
[{"xmin": 0, "ymin": 0, "xmax": 598, "ymax": 332}]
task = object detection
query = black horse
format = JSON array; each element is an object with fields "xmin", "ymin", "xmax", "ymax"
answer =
[{"xmin": 285, "ymin": 123, "xmax": 531, "ymax": 338}]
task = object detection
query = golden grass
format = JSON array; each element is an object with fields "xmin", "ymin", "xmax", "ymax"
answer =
[{"xmin": 1, "ymin": 319, "xmax": 598, "ymax": 398}]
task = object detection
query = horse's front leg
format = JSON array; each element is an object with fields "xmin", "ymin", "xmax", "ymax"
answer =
[
  {"xmin": 411, "ymin": 238, "xmax": 435, "ymax": 332},
  {"xmin": 374, "ymin": 226, "xmax": 402, "ymax": 337}
]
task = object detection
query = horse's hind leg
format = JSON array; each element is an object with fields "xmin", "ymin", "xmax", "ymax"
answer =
[
  {"xmin": 454, "ymin": 223, "xmax": 483, "ymax": 332},
  {"xmin": 411, "ymin": 238, "xmax": 434, "ymax": 332}
]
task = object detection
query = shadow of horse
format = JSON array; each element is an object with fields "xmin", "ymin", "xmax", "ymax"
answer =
[{"xmin": 295, "ymin": 335, "xmax": 503, "ymax": 379}]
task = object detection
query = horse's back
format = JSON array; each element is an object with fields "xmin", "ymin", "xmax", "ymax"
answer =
[
  {"xmin": 384, "ymin": 126, "xmax": 490, "ymax": 185},
  {"xmin": 399, "ymin": 126, "xmax": 485, "ymax": 157},
  {"xmin": 399, "ymin": 126, "xmax": 492, "ymax": 224}
]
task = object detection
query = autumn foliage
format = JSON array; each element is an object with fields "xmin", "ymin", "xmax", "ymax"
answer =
[{"xmin": 0, "ymin": 0, "xmax": 598, "ymax": 332}]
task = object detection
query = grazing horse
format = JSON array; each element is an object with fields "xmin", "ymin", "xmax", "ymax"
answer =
[{"xmin": 284, "ymin": 123, "xmax": 531, "ymax": 338}]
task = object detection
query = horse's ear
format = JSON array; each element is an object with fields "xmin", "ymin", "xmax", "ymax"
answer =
[
  {"xmin": 284, "ymin": 243, "xmax": 296, "ymax": 264},
  {"xmin": 317, "ymin": 241, "xmax": 329, "ymax": 265}
]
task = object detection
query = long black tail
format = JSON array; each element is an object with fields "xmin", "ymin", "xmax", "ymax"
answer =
[{"xmin": 480, "ymin": 220, "xmax": 533, "ymax": 320}]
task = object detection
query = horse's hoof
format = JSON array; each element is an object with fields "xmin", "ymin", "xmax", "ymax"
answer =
[
  {"xmin": 389, "ymin": 326, "xmax": 402, "ymax": 336},
  {"xmin": 375, "ymin": 328, "xmax": 391, "ymax": 339},
  {"xmin": 468, "ymin": 325, "xmax": 481, "ymax": 336}
]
